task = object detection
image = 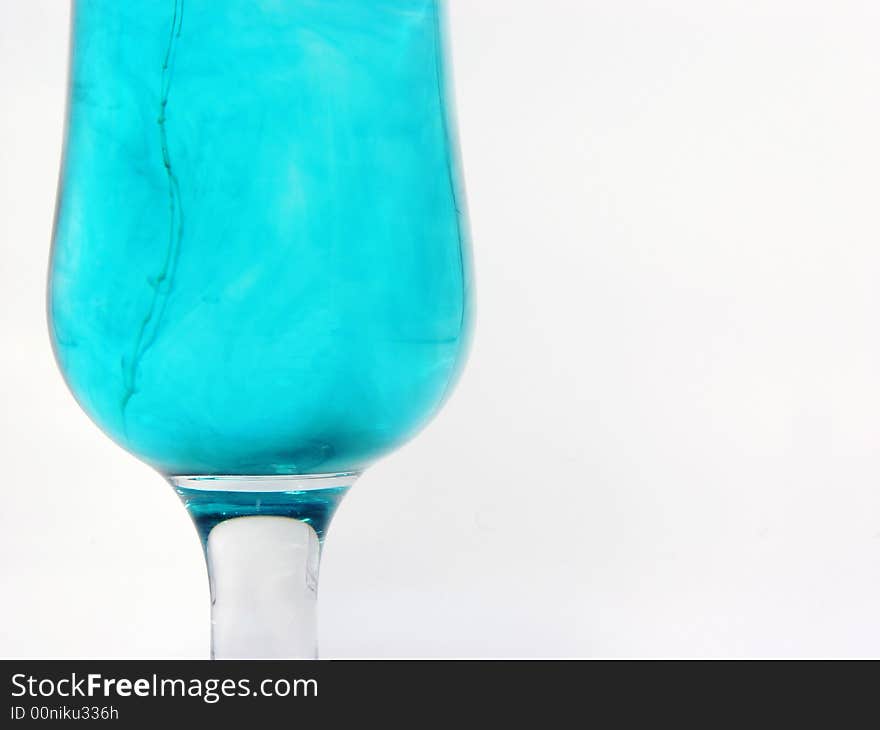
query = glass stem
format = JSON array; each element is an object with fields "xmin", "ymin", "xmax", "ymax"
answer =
[
  {"xmin": 171, "ymin": 475, "xmax": 354, "ymax": 659},
  {"xmin": 206, "ymin": 515, "xmax": 321, "ymax": 659}
]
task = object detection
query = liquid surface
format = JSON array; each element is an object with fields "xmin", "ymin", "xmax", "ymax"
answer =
[{"xmin": 49, "ymin": 0, "xmax": 472, "ymax": 475}]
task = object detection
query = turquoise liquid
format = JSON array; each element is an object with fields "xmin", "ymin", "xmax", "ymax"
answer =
[
  {"xmin": 175, "ymin": 485, "xmax": 349, "ymax": 546},
  {"xmin": 49, "ymin": 0, "xmax": 472, "ymax": 477}
]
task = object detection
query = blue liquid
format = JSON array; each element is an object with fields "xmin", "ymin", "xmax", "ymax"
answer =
[
  {"xmin": 175, "ymin": 485, "xmax": 349, "ymax": 546},
  {"xmin": 49, "ymin": 1, "xmax": 472, "ymax": 476}
]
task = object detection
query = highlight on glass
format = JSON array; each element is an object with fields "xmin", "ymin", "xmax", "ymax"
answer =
[{"xmin": 48, "ymin": 0, "xmax": 473, "ymax": 658}]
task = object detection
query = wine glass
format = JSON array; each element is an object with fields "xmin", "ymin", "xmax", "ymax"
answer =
[{"xmin": 48, "ymin": 0, "xmax": 472, "ymax": 659}]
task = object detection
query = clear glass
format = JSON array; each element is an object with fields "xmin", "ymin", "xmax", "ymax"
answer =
[{"xmin": 48, "ymin": 0, "xmax": 472, "ymax": 658}]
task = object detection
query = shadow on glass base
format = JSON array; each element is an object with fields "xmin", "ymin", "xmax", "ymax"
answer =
[{"xmin": 171, "ymin": 474, "xmax": 355, "ymax": 659}]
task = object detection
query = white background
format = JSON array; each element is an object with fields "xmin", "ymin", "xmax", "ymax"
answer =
[{"xmin": 3, "ymin": 0, "xmax": 880, "ymax": 658}]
